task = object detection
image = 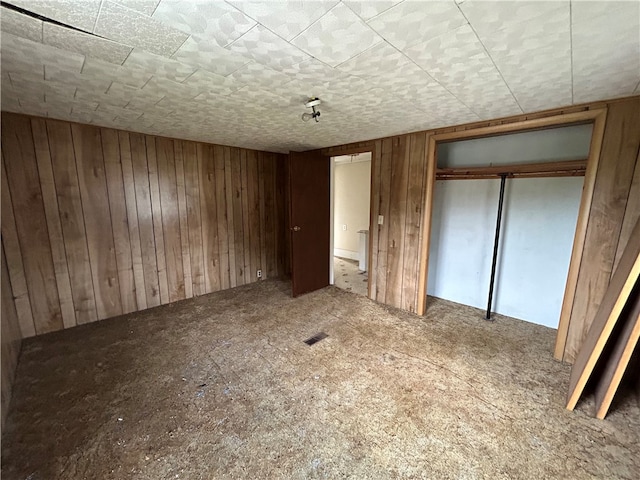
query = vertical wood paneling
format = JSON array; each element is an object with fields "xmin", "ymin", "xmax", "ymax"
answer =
[
  {"xmin": 46, "ymin": 119, "xmax": 98, "ymax": 325},
  {"xmin": 174, "ymin": 141, "xmax": 193, "ymax": 299},
  {"xmin": 119, "ymin": 132, "xmax": 147, "ymax": 310},
  {"xmin": 368, "ymin": 140, "xmax": 382, "ymax": 300},
  {"xmin": 198, "ymin": 144, "xmax": 221, "ymax": 292},
  {"xmin": 0, "ymin": 159, "xmax": 35, "ymax": 337},
  {"xmin": 1, "ymin": 112, "xmax": 287, "ymax": 337},
  {"xmin": 375, "ymin": 138, "xmax": 393, "ymax": 303},
  {"xmin": 1, "ymin": 242, "xmax": 22, "ymax": 429},
  {"xmin": 214, "ymin": 146, "xmax": 230, "ymax": 290},
  {"xmin": 224, "ymin": 147, "xmax": 238, "ymax": 287},
  {"xmin": 385, "ymin": 136, "xmax": 410, "ymax": 308},
  {"xmin": 31, "ymin": 118, "xmax": 77, "ymax": 328},
  {"xmin": 231, "ymin": 148, "xmax": 245, "ymax": 284},
  {"xmin": 258, "ymin": 153, "xmax": 267, "ymax": 277},
  {"xmin": 130, "ymin": 133, "xmax": 161, "ymax": 308},
  {"xmin": 263, "ymin": 153, "xmax": 277, "ymax": 278},
  {"xmin": 566, "ymin": 100, "xmax": 640, "ymax": 362},
  {"xmin": 275, "ymin": 154, "xmax": 289, "ymax": 278},
  {"xmin": 72, "ymin": 123, "xmax": 123, "ymax": 320},
  {"xmin": 156, "ymin": 137, "xmax": 185, "ymax": 302},
  {"xmin": 240, "ymin": 151, "xmax": 252, "ymax": 283},
  {"xmin": 2, "ymin": 114, "xmax": 63, "ymax": 334},
  {"xmin": 101, "ymin": 128, "xmax": 137, "ymax": 314},
  {"xmin": 183, "ymin": 141, "xmax": 205, "ymax": 296},
  {"xmin": 146, "ymin": 136, "xmax": 170, "ymax": 305},
  {"xmin": 613, "ymin": 150, "xmax": 640, "ymax": 272},
  {"xmin": 402, "ymin": 133, "xmax": 427, "ymax": 312},
  {"xmin": 247, "ymin": 151, "xmax": 261, "ymax": 281}
]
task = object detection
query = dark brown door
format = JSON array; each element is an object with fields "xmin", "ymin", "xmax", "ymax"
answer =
[{"xmin": 289, "ymin": 150, "xmax": 330, "ymax": 297}]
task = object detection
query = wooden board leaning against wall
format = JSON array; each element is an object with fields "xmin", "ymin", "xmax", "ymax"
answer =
[
  {"xmin": 320, "ymin": 95, "xmax": 640, "ymax": 365},
  {"xmin": 1, "ymin": 112, "xmax": 289, "ymax": 338}
]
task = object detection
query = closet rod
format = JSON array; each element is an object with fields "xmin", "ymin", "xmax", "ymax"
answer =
[
  {"xmin": 486, "ymin": 174, "xmax": 508, "ymax": 320},
  {"xmin": 436, "ymin": 159, "xmax": 587, "ymax": 180}
]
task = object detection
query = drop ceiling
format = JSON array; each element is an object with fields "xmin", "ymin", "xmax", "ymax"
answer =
[{"xmin": 1, "ymin": 0, "xmax": 638, "ymax": 153}]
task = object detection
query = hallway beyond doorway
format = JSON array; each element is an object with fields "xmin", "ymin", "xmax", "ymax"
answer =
[{"xmin": 333, "ymin": 256, "xmax": 367, "ymax": 296}]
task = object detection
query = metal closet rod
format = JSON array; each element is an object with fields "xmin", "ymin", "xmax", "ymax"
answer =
[{"xmin": 486, "ymin": 174, "xmax": 507, "ymax": 320}]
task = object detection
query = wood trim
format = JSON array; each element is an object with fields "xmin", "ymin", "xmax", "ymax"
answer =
[
  {"xmin": 435, "ymin": 159, "xmax": 587, "ymax": 180},
  {"xmin": 417, "ymin": 135, "xmax": 437, "ymax": 315},
  {"xmin": 417, "ymin": 109, "xmax": 607, "ymax": 320},
  {"xmin": 432, "ymin": 110, "xmax": 604, "ymax": 143},
  {"xmin": 554, "ymin": 109, "xmax": 608, "ymax": 359}
]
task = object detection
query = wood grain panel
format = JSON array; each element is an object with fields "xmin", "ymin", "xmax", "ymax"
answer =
[
  {"xmin": 130, "ymin": 133, "xmax": 161, "ymax": 308},
  {"xmin": 101, "ymin": 128, "xmax": 137, "ymax": 314},
  {"xmin": 231, "ymin": 148, "xmax": 246, "ymax": 284},
  {"xmin": 183, "ymin": 141, "xmax": 205, "ymax": 296},
  {"xmin": 566, "ymin": 100, "xmax": 640, "ymax": 362},
  {"xmin": 240, "ymin": 150, "xmax": 252, "ymax": 284},
  {"xmin": 146, "ymin": 136, "xmax": 170, "ymax": 305},
  {"xmin": 276, "ymin": 154, "xmax": 290, "ymax": 277},
  {"xmin": 263, "ymin": 153, "xmax": 277, "ymax": 278},
  {"xmin": 72, "ymin": 123, "xmax": 123, "ymax": 320},
  {"xmin": 375, "ymin": 138, "xmax": 393, "ymax": 304},
  {"xmin": 119, "ymin": 131, "xmax": 147, "ymax": 310},
  {"xmin": 247, "ymin": 151, "xmax": 260, "ymax": 282},
  {"xmin": 1, "ymin": 112, "xmax": 287, "ymax": 337},
  {"xmin": 1, "ymin": 242, "xmax": 22, "ymax": 429},
  {"xmin": 174, "ymin": 141, "xmax": 193, "ymax": 299},
  {"xmin": 1, "ymin": 157, "xmax": 36, "ymax": 337},
  {"xmin": 2, "ymin": 114, "xmax": 63, "ymax": 334},
  {"xmin": 613, "ymin": 150, "xmax": 640, "ymax": 272},
  {"xmin": 156, "ymin": 137, "xmax": 185, "ymax": 303},
  {"xmin": 31, "ymin": 118, "xmax": 77, "ymax": 328},
  {"xmin": 214, "ymin": 146, "xmax": 230, "ymax": 290},
  {"xmin": 224, "ymin": 147, "xmax": 238, "ymax": 287},
  {"xmin": 402, "ymin": 133, "xmax": 427, "ymax": 312},
  {"xmin": 368, "ymin": 140, "xmax": 382, "ymax": 300},
  {"xmin": 198, "ymin": 144, "xmax": 221, "ymax": 293},
  {"xmin": 46, "ymin": 119, "xmax": 98, "ymax": 324}
]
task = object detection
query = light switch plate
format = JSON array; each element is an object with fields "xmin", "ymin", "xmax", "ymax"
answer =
[{"xmin": 378, "ymin": 215, "xmax": 384, "ymax": 225}]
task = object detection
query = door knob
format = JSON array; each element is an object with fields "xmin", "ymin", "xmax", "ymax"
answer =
[{"xmin": 291, "ymin": 226, "xmax": 301, "ymax": 232}]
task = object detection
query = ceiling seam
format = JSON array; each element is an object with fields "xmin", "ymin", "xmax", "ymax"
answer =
[
  {"xmin": 91, "ymin": 0, "xmax": 104, "ymax": 34},
  {"xmin": 287, "ymin": 1, "xmax": 341, "ymax": 43},
  {"xmin": 455, "ymin": 3, "xmax": 523, "ymax": 114}
]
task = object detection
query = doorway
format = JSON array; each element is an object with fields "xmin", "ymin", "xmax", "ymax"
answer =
[{"xmin": 330, "ymin": 152, "xmax": 372, "ymax": 296}]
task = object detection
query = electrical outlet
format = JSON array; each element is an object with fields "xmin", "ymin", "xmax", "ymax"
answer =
[
  {"xmin": 257, "ymin": 269, "xmax": 262, "ymax": 278},
  {"xmin": 378, "ymin": 215, "xmax": 384, "ymax": 225},
  {"xmin": 342, "ymin": 224, "xmax": 347, "ymax": 231}
]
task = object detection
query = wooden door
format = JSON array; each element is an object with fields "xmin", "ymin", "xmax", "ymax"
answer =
[{"xmin": 289, "ymin": 150, "xmax": 330, "ymax": 297}]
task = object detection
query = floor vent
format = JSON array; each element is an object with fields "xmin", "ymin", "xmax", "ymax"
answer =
[{"xmin": 304, "ymin": 332, "xmax": 328, "ymax": 346}]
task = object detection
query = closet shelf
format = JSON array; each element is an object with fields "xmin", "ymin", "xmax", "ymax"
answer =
[{"xmin": 435, "ymin": 159, "xmax": 587, "ymax": 180}]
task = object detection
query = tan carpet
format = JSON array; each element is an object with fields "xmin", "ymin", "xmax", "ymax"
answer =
[{"xmin": 2, "ymin": 280, "xmax": 639, "ymax": 479}]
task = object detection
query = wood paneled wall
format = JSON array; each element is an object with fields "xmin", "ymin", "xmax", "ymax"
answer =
[
  {"xmin": 1, "ymin": 112, "xmax": 288, "ymax": 338},
  {"xmin": 321, "ymin": 96, "xmax": 640, "ymax": 364},
  {"xmin": 2, "ymin": 244, "xmax": 22, "ymax": 430}
]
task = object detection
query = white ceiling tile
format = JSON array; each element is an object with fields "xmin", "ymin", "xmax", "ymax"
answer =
[
  {"xmin": 0, "ymin": 7, "xmax": 43, "ymax": 42},
  {"xmin": 153, "ymin": 0, "xmax": 256, "ymax": 47},
  {"xmin": 227, "ymin": 61, "xmax": 293, "ymax": 89},
  {"xmin": 1, "ymin": 32, "xmax": 84, "ymax": 72},
  {"xmin": 123, "ymin": 49, "xmax": 196, "ymax": 82},
  {"xmin": 181, "ymin": 69, "xmax": 242, "ymax": 96},
  {"xmin": 112, "ymin": 0, "xmax": 161, "ymax": 16},
  {"xmin": 94, "ymin": 0, "xmax": 189, "ymax": 57},
  {"xmin": 45, "ymin": 64, "xmax": 112, "ymax": 92},
  {"xmin": 228, "ymin": 24, "xmax": 311, "ymax": 71},
  {"xmin": 172, "ymin": 36, "xmax": 251, "ymax": 77},
  {"xmin": 43, "ymin": 23, "xmax": 132, "ymax": 65},
  {"xmin": 3, "ymin": 0, "xmax": 101, "ymax": 32},
  {"xmin": 404, "ymin": 24, "xmax": 521, "ymax": 117},
  {"xmin": 342, "ymin": 1, "xmax": 403, "ymax": 21},
  {"xmin": 228, "ymin": 1, "xmax": 339, "ymax": 41},
  {"xmin": 291, "ymin": 3, "xmax": 383, "ymax": 67},
  {"xmin": 367, "ymin": 0, "xmax": 467, "ymax": 50},
  {"xmin": 82, "ymin": 56, "xmax": 153, "ymax": 88},
  {"xmin": 460, "ymin": 1, "xmax": 567, "ymax": 36},
  {"xmin": 571, "ymin": 1, "xmax": 639, "ymax": 103}
]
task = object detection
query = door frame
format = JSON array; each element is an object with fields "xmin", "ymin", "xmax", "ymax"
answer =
[
  {"xmin": 329, "ymin": 151, "xmax": 374, "ymax": 292},
  {"xmin": 415, "ymin": 108, "xmax": 608, "ymax": 359}
]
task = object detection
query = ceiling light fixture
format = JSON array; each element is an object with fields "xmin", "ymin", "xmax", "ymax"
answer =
[{"xmin": 301, "ymin": 97, "xmax": 321, "ymax": 123}]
